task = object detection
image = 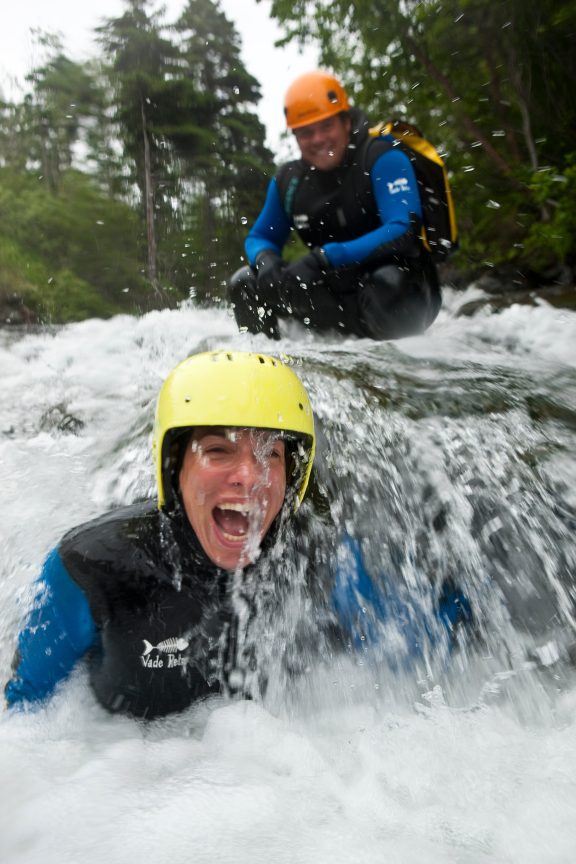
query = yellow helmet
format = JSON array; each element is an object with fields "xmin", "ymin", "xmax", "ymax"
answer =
[
  {"xmin": 153, "ymin": 350, "xmax": 315, "ymax": 510},
  {"xmin": 284, "ymin": 70, "xmax": 350, "ymax": 130}
]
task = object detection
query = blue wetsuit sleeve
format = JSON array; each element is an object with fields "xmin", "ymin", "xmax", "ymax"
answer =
[
  {"xmin": 245, "ymin": 178, "xmax": 292, "ymax": 266},
  {"xmin": 4, "ymin": 547, "xmax": 97, "ymax": 707},
  {"xmin": 323, "ymin": 147, "xmax": 422, "ymax": 268},
  {"xmin": 331, "ymin": 535, "xmax": 472, "ymax": 660},
  {"xmin": 331, "ymin": 535, "xmax": 387, "ymax": 648}
]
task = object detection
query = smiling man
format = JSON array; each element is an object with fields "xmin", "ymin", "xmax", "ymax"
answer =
[
  {"xmin": 4, "ymin": 351, "xmax": 316, "ymax": 719},
  {"xmin": 229, "ymin": 69, "xmax": 441, "ymax": 341}
]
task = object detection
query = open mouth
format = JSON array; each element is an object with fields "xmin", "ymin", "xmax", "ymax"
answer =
[{"xmin": 212, "ymin": 503, "xmax": 256, "ymax": 543}]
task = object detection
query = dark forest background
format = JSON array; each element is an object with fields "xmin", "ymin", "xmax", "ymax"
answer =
[{"xmin": 1, "ymin": 0, "xmax": 574, "ymax": 323}]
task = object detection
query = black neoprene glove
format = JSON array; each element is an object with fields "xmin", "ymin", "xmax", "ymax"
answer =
[
  {"xmin": 255, "ymin": 250, "xmax": 288, "ymax": 294},
  {"xmin": 281, "ymin": 248, "xmax": 330, "ymax": 292}
]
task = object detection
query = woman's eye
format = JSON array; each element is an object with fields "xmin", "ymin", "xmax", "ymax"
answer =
[{"xmin": 202, "ymin": 444, "xmax": 230, "ymax": 456}]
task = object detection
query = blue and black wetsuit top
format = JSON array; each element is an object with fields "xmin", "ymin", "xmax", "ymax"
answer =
[
  {"xmin": 5, "ymin": 501, "xmax": 234, "ymax": 720},
  {"xmin": 245, "ymin": 108, "xmax": 425, "ymax": 271}
]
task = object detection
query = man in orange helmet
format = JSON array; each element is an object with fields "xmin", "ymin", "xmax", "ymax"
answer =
[{"xmin": 229, "ymin": 70, "xmax": 441, "ymax": 341}]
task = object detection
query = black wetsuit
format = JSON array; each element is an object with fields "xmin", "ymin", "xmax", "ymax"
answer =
[{"xmin": 6, "ymin": 502, "xmax": 246, "ymax": 719}]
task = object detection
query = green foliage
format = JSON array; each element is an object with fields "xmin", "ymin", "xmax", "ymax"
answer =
[
  {"xmin": 524, "ymin": 157, "xmax": 576, "ymax": 268},
  {"xmin": 0, "ymin": 0, "xmax": 275, "ymax": 319},
  {"xmin": 0, "ymin": 236, "xmax": 119, "ymax": 323},
  {"xmin": 165, "ymin": 0, "xmax": 274, "ymax": 296},
  {"xmin": 95, "ymin": 0, "xmax": 274, "ymax": 297},
  {"xmin": 25, "ymin": 49, "xmax": 104, "ymax": 191},
  {"xmin": 97, "ymin": 0, "xmax": 185, "ymax": 190},
  {"xmin": 0, "ymin": 167, "xmax": 154, "ymax": 321}
]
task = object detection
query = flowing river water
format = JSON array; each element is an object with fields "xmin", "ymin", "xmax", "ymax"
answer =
[{"xmin": 1, "ymin": 287, "xmax": 576, "ymax": 863}]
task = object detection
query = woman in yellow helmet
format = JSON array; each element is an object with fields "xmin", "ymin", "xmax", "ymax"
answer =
[
  {"xmin": 5, "ymin": 351, "xmax": 474, "ymax": 718},
  {"xmin": 229, "ymin": 70, "xmax": 441, "ymax": 341},
  {"xmin": 5, "ymin": 351, "xmax": 316, "ymax": 719}
]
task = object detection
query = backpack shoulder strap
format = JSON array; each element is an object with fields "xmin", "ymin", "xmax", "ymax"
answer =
[
  {"xmin": 358, "ymin": 132, "xmax": 394, "ymax": 174},
  {"xmin": 276, "ymin": 161, "xmax": 306, "ymax": 220},
  {"xmin": 374, "ymin": 120, "xmax": 448, "ymax": 173}
]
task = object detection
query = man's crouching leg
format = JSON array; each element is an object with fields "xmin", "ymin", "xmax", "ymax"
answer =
[
  {"xmin": 358, "ymin": 258, "xmax": 442, "ymax": 340},
  {"xmin": 228, "ymin": 266, "xmax": 281, "ymax": 339}
]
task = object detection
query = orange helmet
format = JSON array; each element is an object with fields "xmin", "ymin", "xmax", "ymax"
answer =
[{"xmin": 284, "ymin": 70, "xmax": 350, "ymax": 130}]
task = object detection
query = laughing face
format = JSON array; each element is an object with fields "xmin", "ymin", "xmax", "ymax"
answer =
[
  {"xmin": 178, "ymin": 427, "xmax": 287, "ymax": 571},
  {"xmin": 293, "ymin": 113, "xmax": 352, "ymax": 171}
]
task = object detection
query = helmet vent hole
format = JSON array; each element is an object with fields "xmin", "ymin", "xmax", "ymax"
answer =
[
  {"xmin": 327, "ymin": 89, "xmax": 338, "ymax": 104},
  {"xmin": 226, "ymin": 353, "xmax": 233, "ymax": 361},
  {"xmin": 298, "ymin": 402, "xmax": 304, "ymax": 410},
  {"xmin": 258, "ymin": 356, "xmax": 265, "ymax": 363},
  {"xmin": 184, "ymin": 396, "xmax": 191, "ymax": 403}
]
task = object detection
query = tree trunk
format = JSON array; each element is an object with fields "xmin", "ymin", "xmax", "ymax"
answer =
[
  {"xmin": 402, "ymin": 31, "xmax": 516, "ymax": 179},
  {"xmin": 141, "ymin": 96, "xmax": 158, "ymax": 291}
]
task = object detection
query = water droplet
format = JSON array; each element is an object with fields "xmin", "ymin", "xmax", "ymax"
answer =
[{"xmin": 240, "ymin": 216, "xmax": 248, "ymax": 225}]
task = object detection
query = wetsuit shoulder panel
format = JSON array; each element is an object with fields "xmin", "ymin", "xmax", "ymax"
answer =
[{"xmin": 5, "ymin": 547, "xmax": 97, "ymax": 706}]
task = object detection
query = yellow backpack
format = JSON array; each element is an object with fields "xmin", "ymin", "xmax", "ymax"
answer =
[{"xmin": 370, "ymin": 119, "xmax": 458, "ymax": 261}]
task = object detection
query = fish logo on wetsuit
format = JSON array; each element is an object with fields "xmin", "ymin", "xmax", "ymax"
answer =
[
  {"xmin": 140, "ymin": 636, "xmax": 190, "ymax": 669},
  {"xmin": 142, "ymin": 637, "xmax": 189, "ymax": 655}
]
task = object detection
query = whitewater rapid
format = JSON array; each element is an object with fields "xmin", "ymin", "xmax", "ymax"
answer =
[{"xmin": 1, "ymin": 290, "xmax": 576, "ymax": 863}]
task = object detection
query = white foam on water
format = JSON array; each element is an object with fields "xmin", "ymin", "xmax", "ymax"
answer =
[
  {"xmin": 402, "ymin": 287, "xmax": 576, "ymax": 370},
  {"xmin": 2, "ymin": 676, "xmax": 576, "ymax": 864}
]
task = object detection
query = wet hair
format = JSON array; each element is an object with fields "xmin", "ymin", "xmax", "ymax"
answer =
[{"xmin": 162, "ymin": 428, "xmax": 193, "ymax": 510}]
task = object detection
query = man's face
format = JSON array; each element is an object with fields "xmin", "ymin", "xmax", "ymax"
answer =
[
  {"xmin": 293, "ymin": 114, "xmax": 352, "ymax": 171},
  {"xmin": 179, "ymin": 427, "xmax": 287, "ymax": 571}
]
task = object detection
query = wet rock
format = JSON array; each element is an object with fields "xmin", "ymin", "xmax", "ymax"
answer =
[
  {"xmin": 525, "ymin": 395, "xmax": 576, "ymax": 432},
  {"xmin": 456, "ymin": 283, "xmax": 576, "ymax": 317},
  {"xmin": 475, "ymin": 271, "xmax": 524, "ymax": 295},
  {"xmin": 1, "ymin": 295, "xmax": 38, "ymax": 326},
  {"xmin": 446, "ymin": 259, "xmax": 576, "ymax": 316},
  {"xmin": 39, "ymin": 404, "xmax": 85, "ymax": 435}
]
